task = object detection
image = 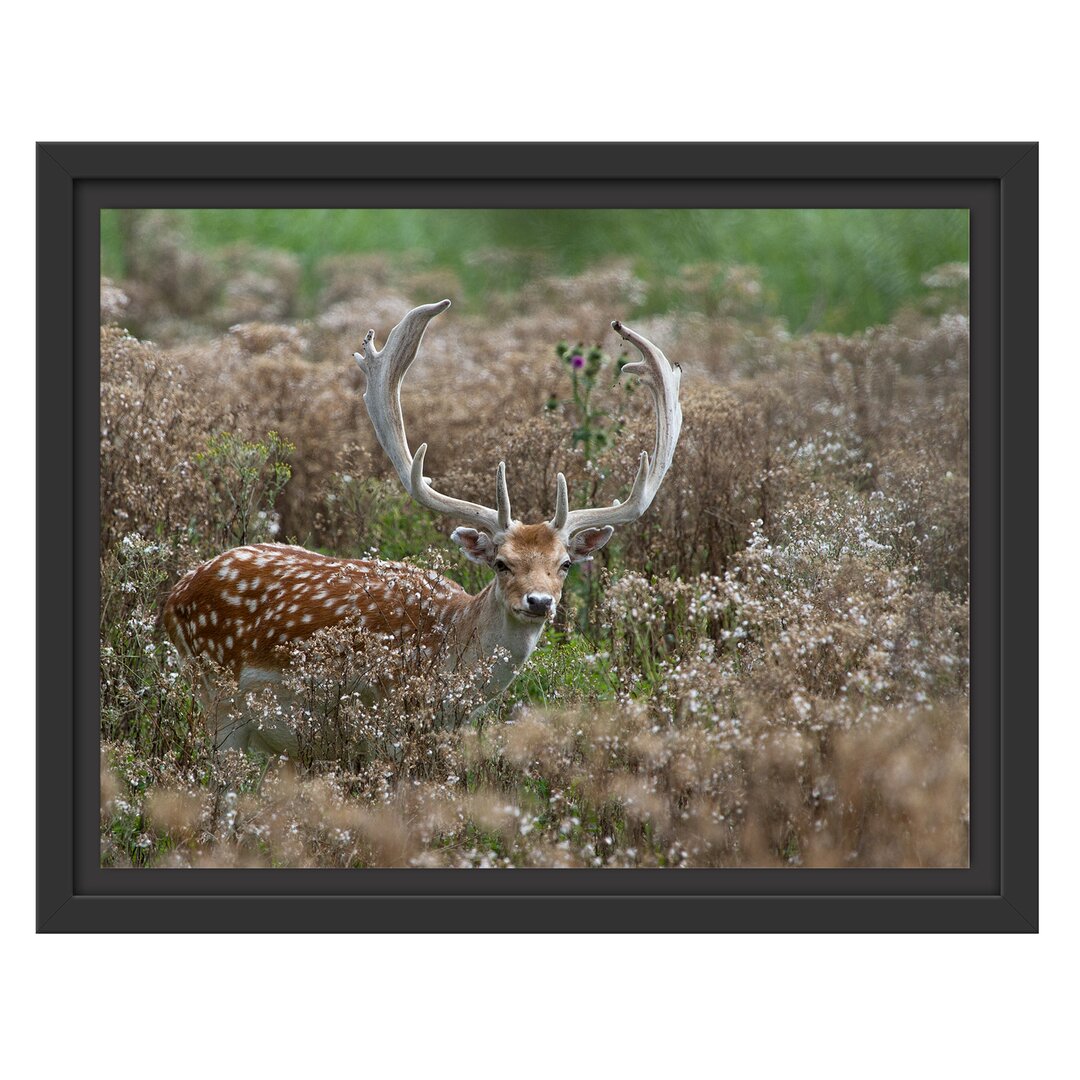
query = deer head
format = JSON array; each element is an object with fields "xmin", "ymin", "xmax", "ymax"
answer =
[{"xmin": 354, "ymin": 299, "xmax": 682, "ymax": 626}]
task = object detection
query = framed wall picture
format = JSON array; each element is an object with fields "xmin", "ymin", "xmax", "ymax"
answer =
[{"xmin": 37, "ymin": 142, "xmax": 1037, "ymax": 932}]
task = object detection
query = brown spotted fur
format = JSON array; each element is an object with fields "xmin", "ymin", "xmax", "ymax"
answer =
[{"xmin": 162, "ymin": 542, "xmax": 471, "ymax": 676}]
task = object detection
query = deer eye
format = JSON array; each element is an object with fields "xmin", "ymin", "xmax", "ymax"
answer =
[
  {"xmin": 560, "ymin": 560, "xmax": 572, "ymax": 573},
  {"xmin": 494, "ymin": 559, "xmax": 511, "ymax": 574}
]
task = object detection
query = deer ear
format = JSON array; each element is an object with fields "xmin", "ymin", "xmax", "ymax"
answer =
[
  {"xmin": 451, "ymin": 527, "xmax": 498, "ymax": 565},
  {"xmin": 567, "ymin": 526, "xmax": 614, "ymax": 563}
]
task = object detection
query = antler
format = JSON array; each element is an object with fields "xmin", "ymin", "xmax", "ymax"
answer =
[
  {"xmin": 355, "ymin": 300, "xmax": 513, "ymax": 536},
  {"xmin": 549, "ymin": 320, "xmax": 682, "ymax": 537}
]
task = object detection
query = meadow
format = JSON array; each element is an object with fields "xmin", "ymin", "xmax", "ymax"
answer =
[{"xmin": 99, "ymin": 209, "xmax": 970, "ymax": 868}]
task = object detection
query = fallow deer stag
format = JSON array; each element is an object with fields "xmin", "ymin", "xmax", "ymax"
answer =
[{"xmin": 163, "ymin": 299, "xmax": 682, "ymax": 753}]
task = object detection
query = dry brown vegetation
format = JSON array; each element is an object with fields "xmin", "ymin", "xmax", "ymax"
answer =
[{"xmin": 99, "ymin": 228, "xmax": 969, "ymax": 868}]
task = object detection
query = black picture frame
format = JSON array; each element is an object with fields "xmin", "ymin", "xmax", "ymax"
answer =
[{"xmin": 37, "ymin": 142, "xmax": 1038, "ymax": 933}]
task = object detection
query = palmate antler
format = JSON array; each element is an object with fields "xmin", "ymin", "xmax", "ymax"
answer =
[
  {"xmin": 356, "ymin": 302, "xmax": 681, "ymax": 540},
  {"xmin": 354, "ymin": 299, "xmax": 513, "ymax": 536},
  {"xmin": 548, "ymin": 319, "xmax": 683, "ymax": 538}
]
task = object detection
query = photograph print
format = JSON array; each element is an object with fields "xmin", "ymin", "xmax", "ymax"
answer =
[{"xmin": 99, "ymin": 206, "xmax": 970, "ymax": 869}]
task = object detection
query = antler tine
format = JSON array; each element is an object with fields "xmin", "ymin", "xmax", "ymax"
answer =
[
  {"xmin": 409, "ymin": 447, "xmax": 512, "ymax": 534},
  {"xmin": 550, "ymin": 472, "xmax": 569, "ymax": 532},
  {"xmin": 495, "ymin": 461, "xmax": 512, "ymax": 531},
  {"xmin": 550, "ymin": 321, "xmax": 682, "ymax": 537},
  {"xmin": 356, "ymin": 300, "xmax": 512, "ymax": 536}
]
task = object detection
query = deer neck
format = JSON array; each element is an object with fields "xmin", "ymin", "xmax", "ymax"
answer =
[{"xmin": 454, "ymin": 580, "xmax": 546, "ymax": 691}]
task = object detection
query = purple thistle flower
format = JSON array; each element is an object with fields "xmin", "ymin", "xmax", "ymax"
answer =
[{"xmin": 571, "ymin": 353, "xmax": 585, "ymax": 369}]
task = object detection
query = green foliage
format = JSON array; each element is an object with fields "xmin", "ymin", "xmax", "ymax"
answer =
[
  {"xmin": 322, "ymin": 474, "xmax": 497, "ymax": 593},
  {"xmin": 507, "ymin": 631, "xmax": 618, "ymax": 709},
  {"xmin": 101, "ymin": 207, "xmax": 968, "ymax": 333},
  {"xmin": 551, "ymin": 340, "xmax": 631, "ymax": 459},
  {"xmin": 193, "ymin": 430, "xmax": 294, "ymax": 549},
  {"xmin": 325, "ymin": 474, "xmax": 445, "ymax": 561},
  {"xmin": 99, "ymin": 533, "xmax": 210, "ymax": 761}
]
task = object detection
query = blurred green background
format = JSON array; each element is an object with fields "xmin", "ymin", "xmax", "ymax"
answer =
[{"xmin": 100, "ymin": 208, "xmax": 968, "ymax": 333}]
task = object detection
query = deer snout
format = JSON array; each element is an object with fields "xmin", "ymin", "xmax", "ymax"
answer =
[{"xmin": 524, "ymin": 592, "xmax": 555, "ymax": 617}]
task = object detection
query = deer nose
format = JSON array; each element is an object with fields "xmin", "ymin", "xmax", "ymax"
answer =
[{"xmin": 525, "ymin": 592, "xmax": 554, "ymax": 615}]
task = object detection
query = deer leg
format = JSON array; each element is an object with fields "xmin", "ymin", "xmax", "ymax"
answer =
[{"xmin": 237, "ymin": 666, "xmax": 299, "ymax": 757}]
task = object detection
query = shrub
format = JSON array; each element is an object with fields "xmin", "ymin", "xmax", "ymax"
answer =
[
  {"xmin": 99, "ymin": 326, "xmax": 237, "ymax": 552},
  {"xmin": 193, "ymin": 430, "xmax": 293, "ymax": 550}
]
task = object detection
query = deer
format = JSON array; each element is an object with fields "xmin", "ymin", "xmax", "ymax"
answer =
[{"xmin": 162, "ymin": 299, "xmax": 682, "ymax": 754}]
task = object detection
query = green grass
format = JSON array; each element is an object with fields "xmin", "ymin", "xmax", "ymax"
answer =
[
  {"xmin": 100, "ymin": 207, "xmax": 967, "ymax": 333},
  {"xmin": 508, "ymin": 630, "xmax": 618, "ymax": 709}
]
